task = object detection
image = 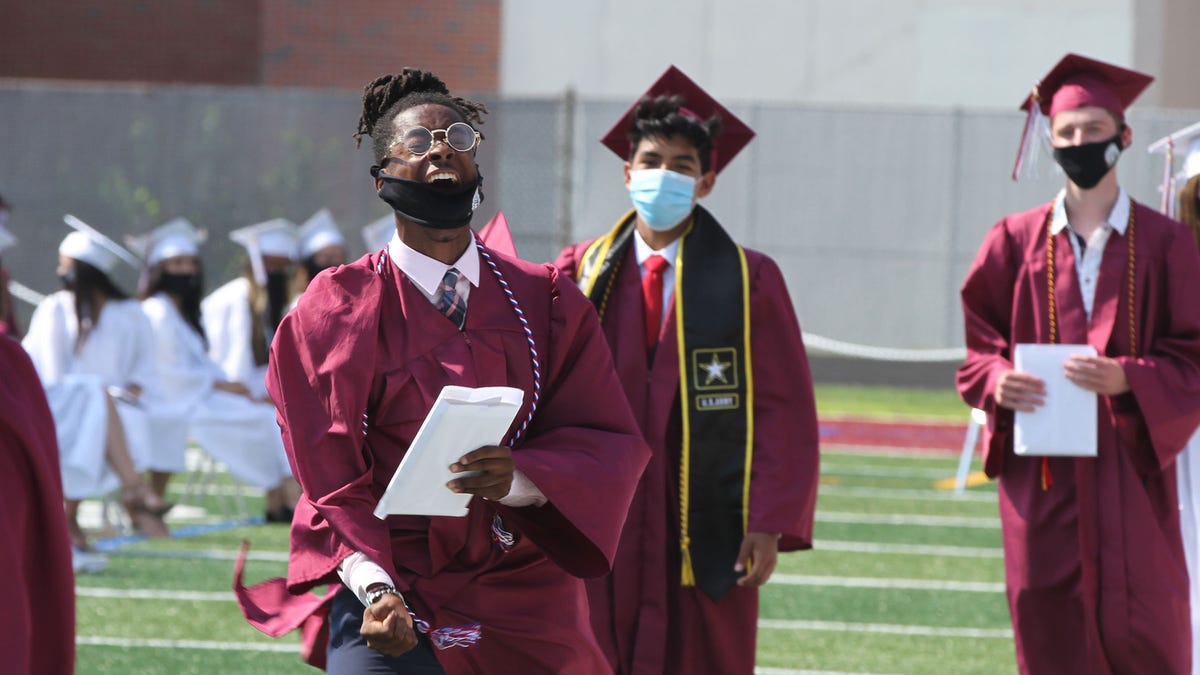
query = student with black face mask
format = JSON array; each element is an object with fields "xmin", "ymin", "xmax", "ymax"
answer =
[
  {"xmin": 958, "ymin": 54, "xmax": 1200, "ymax": 675},
  {"xmin": 200, "ymin": 218, "xmax": 302, "ymax": 522},
  {"xmin": 291, "ymin": 208, "xmax": 347, "ymax": 305},
  {"xmin": 235, "ymin": 67, "xmax": 649, "ymax": 673},
  {"xmin": 132, "ymin": 219, "xmax": 299, "ymax": 520}
]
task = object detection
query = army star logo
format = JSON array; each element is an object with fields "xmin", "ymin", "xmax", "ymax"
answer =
[
  {"xmin": 692, "ymin": 347, "xmax": 739, "ymax": 391},
  {"xmin": 702, "ymin": 354, "xmax": 730, "ymax": 385}
]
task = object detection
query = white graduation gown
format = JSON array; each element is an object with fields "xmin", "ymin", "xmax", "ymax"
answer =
[
  {"xmin": 21, "ymin": 291, "xmax": 158, "ymax": 500},
  {"xmin": 201, "ymin": 277, "xmax": 271, "ymax": 399},
  {"xmin": 142, "ymin": 294, "xmax": 292, "ymax": 488},
  {"xmin": 1178, "ymin": 432, "xmax": 1200, "ymax": 674}
]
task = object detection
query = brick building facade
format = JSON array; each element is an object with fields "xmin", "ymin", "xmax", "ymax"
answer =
[{"xmin": 0, "ymin": 0, "xmax": 500, "ymax": 92}]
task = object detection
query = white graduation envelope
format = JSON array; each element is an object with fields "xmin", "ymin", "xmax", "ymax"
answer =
[
  {"xmin": 374, "ymin": 385, "xmax": 524, "ymax": 518},
  {"xmin": 1013, "ymin": 343, "xmax": 1098, "ymax": 457}
]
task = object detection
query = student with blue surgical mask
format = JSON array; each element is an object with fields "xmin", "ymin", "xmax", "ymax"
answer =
[{"xmin": 554, "ymin": 66, "xmax": 820, "ymax": 675}]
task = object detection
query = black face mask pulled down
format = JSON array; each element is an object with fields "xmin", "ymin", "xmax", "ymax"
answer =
[
  {"xmin": 375, "ymin": 174, "xmax": 482, "ymax": 230},
  {"xmin": 1053, "ymin": 132, "xmax": 1124, "ymax": 190}
]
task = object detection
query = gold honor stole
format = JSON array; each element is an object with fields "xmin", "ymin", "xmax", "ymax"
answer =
[{"xmin": 577, "ymin": 206, "xmax": 753, "ymax": 601}]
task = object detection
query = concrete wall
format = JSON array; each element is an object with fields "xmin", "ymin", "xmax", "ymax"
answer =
[{"xmin": 501, "ymin": 0, "xmax": 1144, "ymax": 108}]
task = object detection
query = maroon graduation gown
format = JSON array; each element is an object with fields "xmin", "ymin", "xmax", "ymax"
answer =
[
  {"xmin": 957, "ymin": 200, "xmax": 1200, "ymax": 675},
  {"xmin": 0, "ymin": 335, "xmax": 75, "ymax": 675},
  {"xmin": 555, "ymin": 242, "xmax": 820, "ymax": 675},
  {"xmin": 239, "ymin": 247, "xmax": 649, "ymax": 673}
]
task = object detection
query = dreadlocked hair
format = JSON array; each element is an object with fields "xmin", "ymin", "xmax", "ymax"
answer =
[
  {"xmin": 353, "ymin": 68, "xmax": 488, "ymax": 161},
  {"xmin": 627, "ymin": 95, "xmax": 722, "ymax": 173},
  {"xmin": 1179, "ymin": 174, "xmax": 1200, "ymax": 249}
]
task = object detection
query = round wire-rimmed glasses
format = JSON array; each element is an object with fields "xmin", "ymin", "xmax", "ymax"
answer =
[{"xmin": 391, "ymin": 121, "xmax": 481, "ymax": 158}]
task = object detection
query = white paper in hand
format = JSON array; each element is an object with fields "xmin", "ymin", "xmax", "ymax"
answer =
[
  {"xmin": 1013, "ymin": 343, "xmax": 1098, "ymax": 457},
  {"xmin": 374, "ymin": 385, "xmax": 524, "ymax": 518}
]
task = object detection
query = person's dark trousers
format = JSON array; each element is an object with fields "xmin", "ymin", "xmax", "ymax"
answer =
[{"xmin": 326, "ymin": 586, "xmax": 445, "ymax": 674}]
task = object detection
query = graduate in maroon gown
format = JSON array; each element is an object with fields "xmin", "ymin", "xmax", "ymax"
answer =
[
  {"xmin": 236, "ymin": 69, "xmax": 649, "ymax": 674},
  {"xmin": 554, "ymin": 66, "xmax": 820, "ymax": 675},
  {"xmin": 0, "ymin": 335, "xmax": 75, "ymax": 675},
  {"xmin": 957, "ymin": 54, "xmax": 1200, "ymax": 675}
]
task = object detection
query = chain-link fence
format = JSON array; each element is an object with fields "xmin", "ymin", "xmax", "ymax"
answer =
[{"xmin": 3, "ymin": 80, "xmax": 1197, "ymax": 353}]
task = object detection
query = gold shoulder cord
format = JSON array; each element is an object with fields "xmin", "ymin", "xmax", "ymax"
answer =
[
  {"xmin": 1041, "ymin": 202, "xmax": 1137, "ymax": 491},
  {"xmin": 1045, "ymin": 204, "xmax": 1137, "ymax": 357}
]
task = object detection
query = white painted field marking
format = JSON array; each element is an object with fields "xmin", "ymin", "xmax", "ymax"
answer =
[
  {"xmin": 817, "ymin": 511, "xmax": 999, "ymax": 529},
  {"xmin": 770, "ymin": 574, "xmax": 1003, "ymax": 593},
  {"xmin": 76, "ymin": 587, "xmax": 233, "ymax": 601},
  {"xmin": 758, "ymin": 619, "xmax": 1012, "ymax": 639},
  {"xmin": 819, "ymin": 485, "xmax": 996, "ymax": 503},
  {"xmin": 816, "ymin": 540, "xmax": 1003, "ymax": 558},
  {"xmin": 820, "ymin": 464, "xmax": 962, "ymax": 479},
  {"xmin": 109, "ymin": 547, "xmax": 290, "ymax": 562},
  {"xmin": 77, "ymin": 636, "xmax": 297, "ymax": 652}
]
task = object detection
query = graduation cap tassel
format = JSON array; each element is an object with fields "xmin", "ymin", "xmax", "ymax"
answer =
[{"xmin": 1012, "ymin": 92, "xmax": 1048, "ymax": 182}]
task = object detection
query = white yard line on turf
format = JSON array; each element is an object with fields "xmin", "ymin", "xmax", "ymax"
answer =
[
  {"xmin": 817, "ymin": 511, "xmax": 999, "ymax": 529},
  {"xmin": 819, "ymin": 485, "xmax": 996, "ymax": 503},
  {"xmin": 107, "ymin": 547, "xmax": 290, "ymax": 562},
  {"xmin": 770, "ymin": 574, "xmax": 1003, "ymax": 593},
  {"xmin": 77, "ymin": 636, "xmax": 297, "ymax": 652},
  {"xmin": 76, "ymin": 587, "xmax": 233, "ymax": 601},
  {"xmin": 819, "ymin": 464, "xmax": 962, "ymax": 479},
  {"xmin": 817, "ymin": 540, "xmax": 1003, "ymax": 558},
  {"xmin": 758, "ymin": 620, "xmax": 1012, "ymax": 639}
]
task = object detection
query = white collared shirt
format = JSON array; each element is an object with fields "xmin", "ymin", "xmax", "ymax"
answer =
[
  {"xmin": 1049, "ymin": 187, "xmax": 1131, "ymax": 320},
  {"xmin": 386, "ymin": 231, "xmax": 480, "ymax": 303},
  {"xmin": 634, "ymin": 231, "xmax": 680, "ymax": 331}
]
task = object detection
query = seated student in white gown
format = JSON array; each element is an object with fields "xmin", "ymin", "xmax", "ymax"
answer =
[
  {"xmin": 133, "ymin": 218, "xmax": 297, "ymax": 518},
  {"xmin": 21, "ymin": 216, "xmax": 171, "ymax": 554},
  {"xmin": 291, "ymin": 208, "xmax": 347, "ymax": 303},
  {"xmin": 201, "ymin": 218, "xmax": 301, "ymax": 521}
]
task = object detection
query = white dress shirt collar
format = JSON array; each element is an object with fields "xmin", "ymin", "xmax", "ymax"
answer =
[
  {"xmin": 386, "ymin": 232, "xmax": 481, "ymax": 296},
  {"xmin": 1050, "ymin": 186, "xmax": 1131, "ymax": 236},
  {"xmin": 633, "ymin": 230, "xmax": 681, "ymax": 268}
]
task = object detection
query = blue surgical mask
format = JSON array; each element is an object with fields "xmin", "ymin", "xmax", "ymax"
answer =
[{"xmin": 628, "ymin": 169, "xmax": 697, "ymax": 231}]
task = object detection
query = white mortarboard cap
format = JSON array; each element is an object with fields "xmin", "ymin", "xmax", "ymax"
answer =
[
  {"xmin": 0, "ymin": 223, "xmax": 14, "ymax": 255},
  {"xmin": 59, "ymin": 214, "xmax": 141, "ymax": 275},
  {"xmin": 229, "ymin": 218, "xmax": 298, "ymax": 286},
  {"xmin": 362, "ymin": 214, "xmax": 395, "ymax": 252},
  {"xmin": 1185, "ymin": 137, "xmax": 1200, "ymax": 182},
  {"xmin": 1148, "ymin": 121, "xmax": 1200, "ymax": 216},
  {"xmin": 127, "ymin": 217, "xmax": 207, "ymax": 266},
  {"xmin": 298, "ymin": 208, "xmax": 345, "ymax": 259}
]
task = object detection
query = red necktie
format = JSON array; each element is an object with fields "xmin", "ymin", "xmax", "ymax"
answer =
[{"xmin": 642, "ymin": 254, "xmax": 669, "ymax": 351}]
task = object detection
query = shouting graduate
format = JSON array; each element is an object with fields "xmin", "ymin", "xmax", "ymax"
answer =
[
  {"xmin": 957, "ymin": 54, "xmax": 1200, "ymax": 674},
  {"xmin": 554, "ymin": 66, "xmax": 820, "ymax": 675},
  {"xmin": 236, "ymin": 68, "xmax": 649, "ymax": 674}
]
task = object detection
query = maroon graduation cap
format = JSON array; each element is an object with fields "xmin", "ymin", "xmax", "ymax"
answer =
[
  {"xmin": 600, "ymin": 65, "xmax": 755, "ymax": 175},
  {"xmin": 1012, "ymin": 54, "xmax": 1153, "ymax": 181},
  {"xmin": 1019, "ymin": 53, "xmax": 1153, "ymax": 118}
]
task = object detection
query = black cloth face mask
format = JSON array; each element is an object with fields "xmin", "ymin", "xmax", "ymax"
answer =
[
  {"xmin": 1052, "ymin": 131, "xmax": 1124, "ymax": 190},
  {"xmin": 159, "ymin": 272, "xmax": 200, "ymax": 299},
  {"xmin": 374, "ymin": 173, "xmax": 482, "ymax": 231}
]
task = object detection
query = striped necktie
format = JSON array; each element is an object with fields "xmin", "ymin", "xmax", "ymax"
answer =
[{"xmin": 437, "ymin": 267, "xmax": 467, "ymax": 330}]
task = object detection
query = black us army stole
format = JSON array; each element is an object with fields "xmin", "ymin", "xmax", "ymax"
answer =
[{"xmin": 577, "ymin": 205, "xmax": 752, "ymax": 601}]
